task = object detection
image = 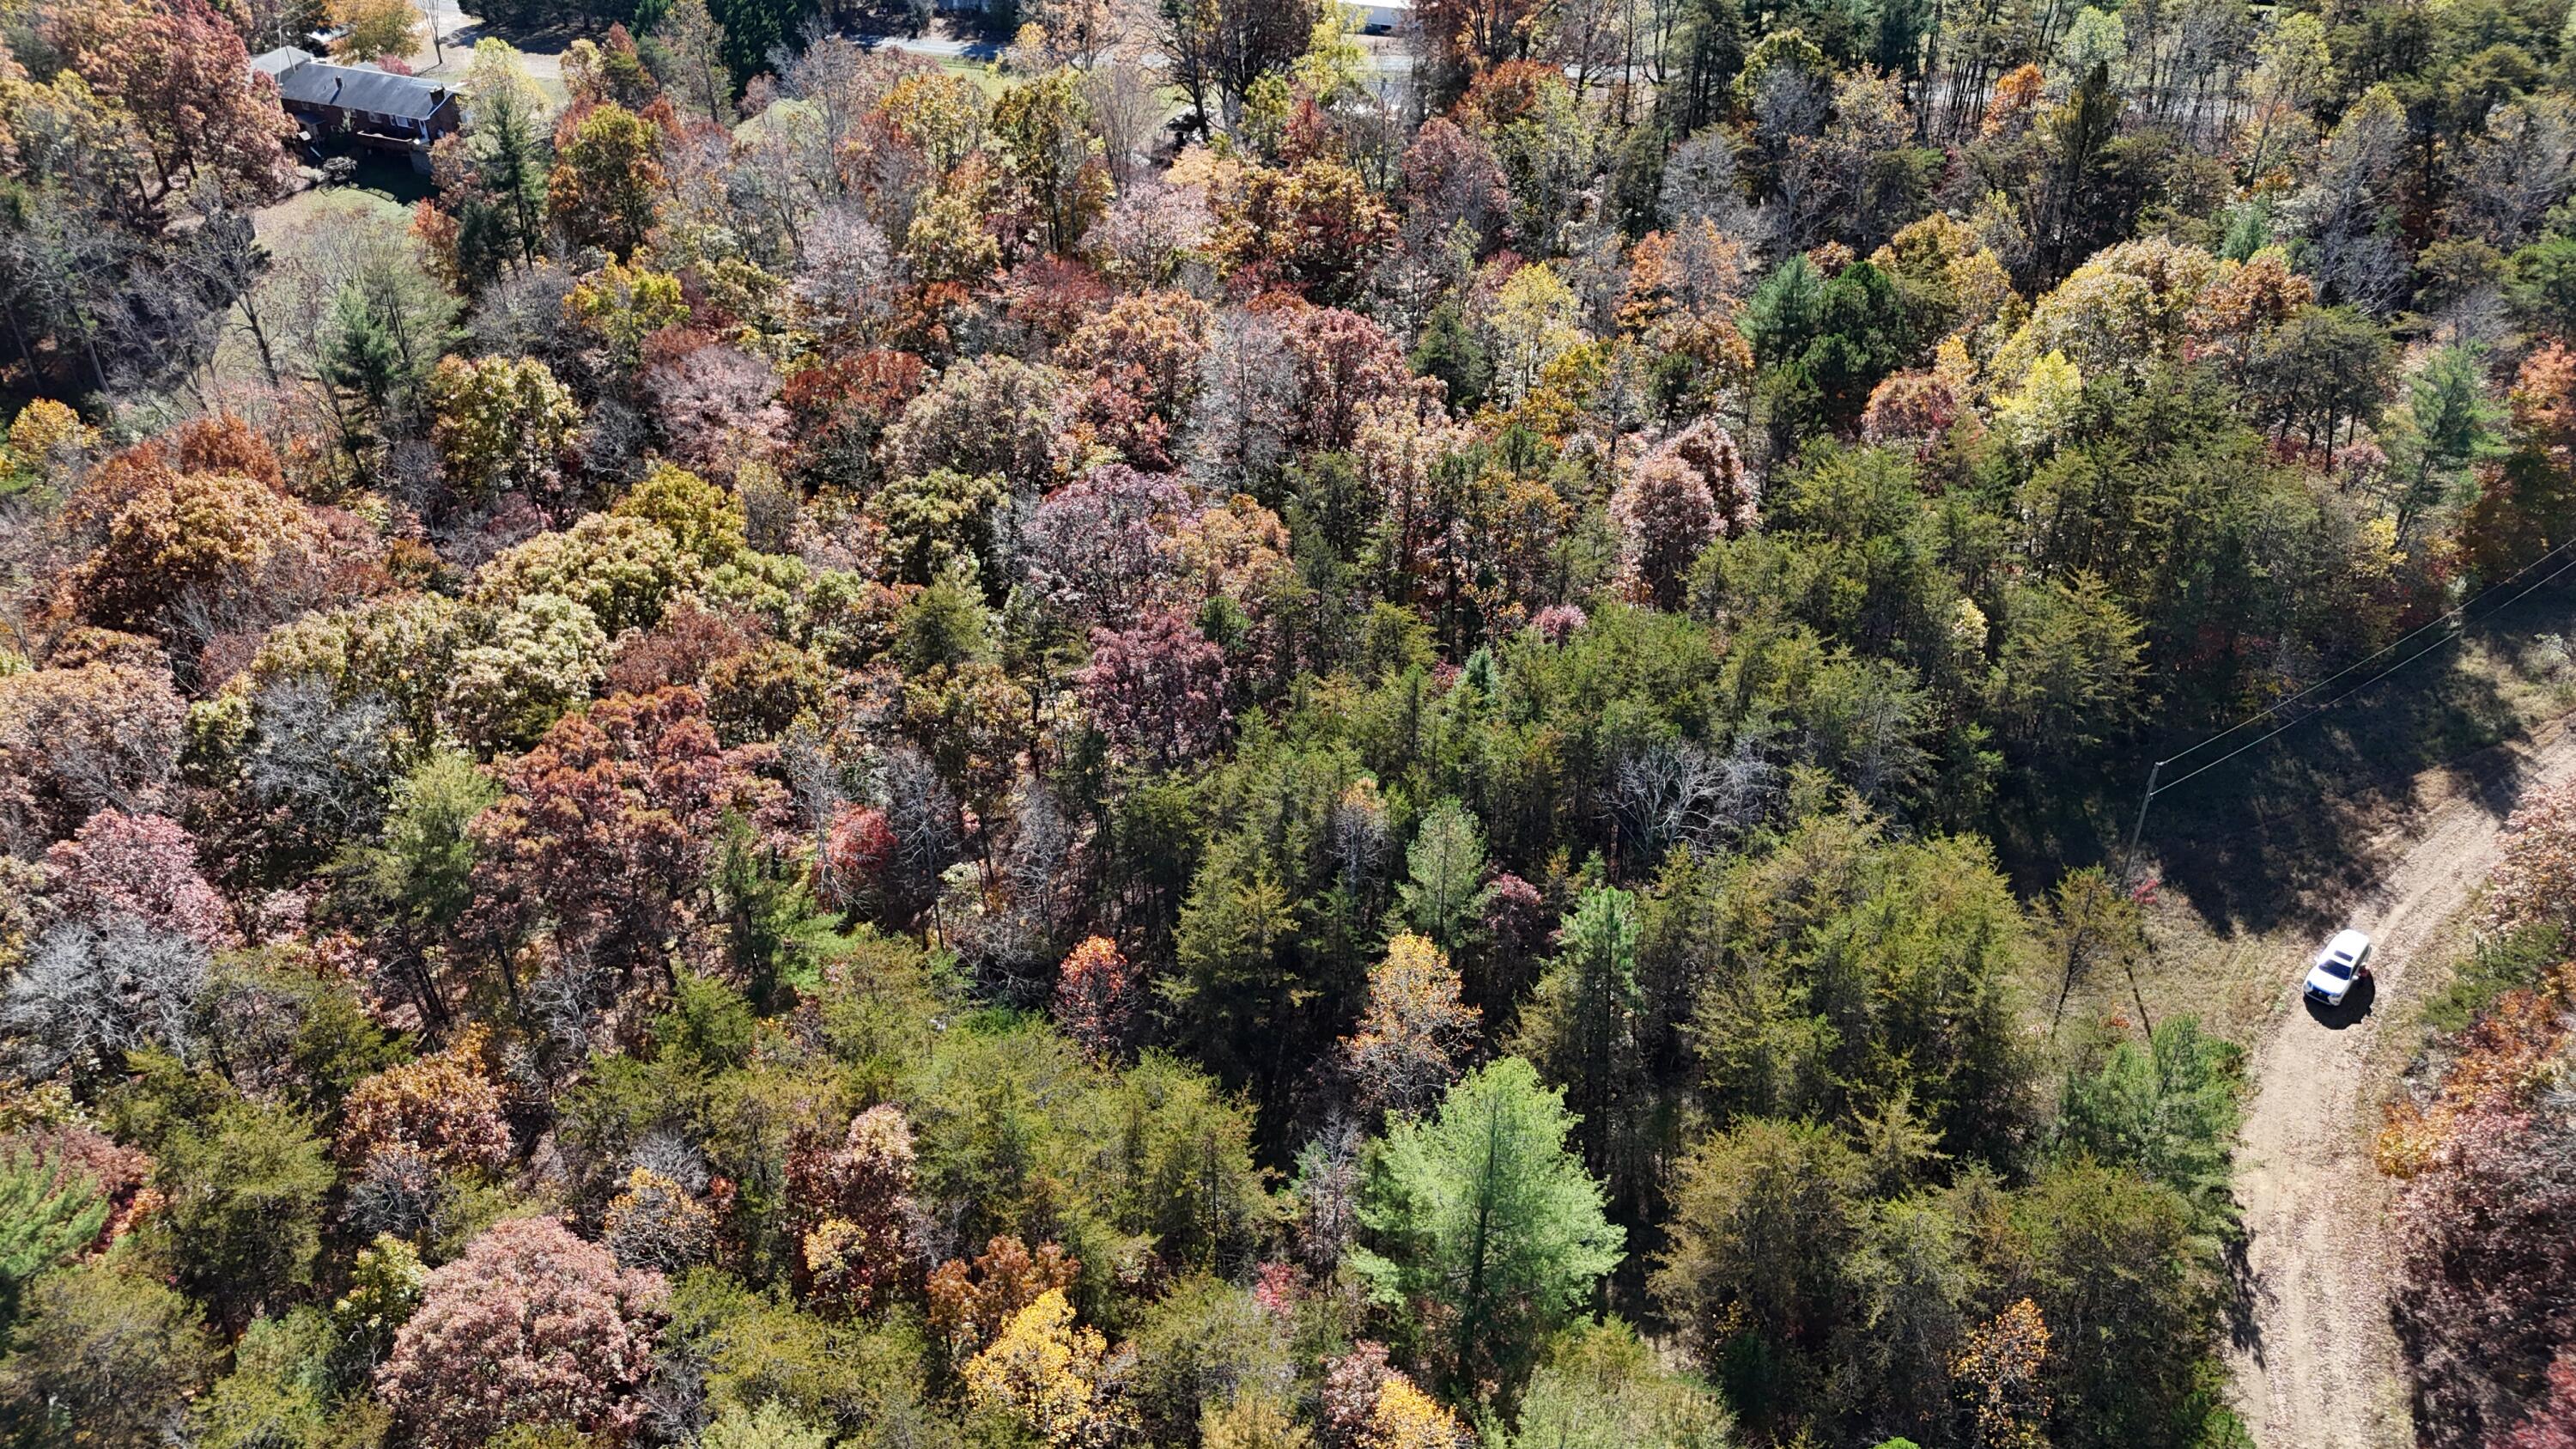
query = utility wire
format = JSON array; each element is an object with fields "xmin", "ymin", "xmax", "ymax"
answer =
[
  {"xmin": 2149, "ymin": 533, "xmax": 2576, "ymax": 776},
  {"xmin": 2117, "ymin": 540, "xmax": 2576, "ymax": 871},
  {"xmin": 2150, "ymin": 545, "xmax": 2576, "ymax": 796}
]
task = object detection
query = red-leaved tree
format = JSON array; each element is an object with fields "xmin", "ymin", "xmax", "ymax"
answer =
[
  {"xmin": 42, "ymin": 809, "xmax": 234, "ymax": 949},
  {"xmin": 1075, "ymin": 612, "xmax": 1230, "ymax": 769},
  {"xmin": 377, "ymin": 1216, "xmax": 667, "ymax": 1448},
  {"xmin": 468, "ymin": 687, "xmax": 786, "ymax": 984}
]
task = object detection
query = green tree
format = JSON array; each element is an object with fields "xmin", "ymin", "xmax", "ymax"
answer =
[
  {"xmin": 1168, "ymin": 836, "xmax": 1301, "ymax": 1093},
  {"xmin": 1681, "ymin": 813, "xmax": 2034, "ymax": 1158},
  {"xmin": 1984, "ymin": 572, "xmax": 2144, "ymax": 765},
  {"xmin": 0, "ymin": 1257, "xmax": 218, "ymax": 1449},
  {"xmin": 1397, "ymin": 798, "xmax": 1494, "ymax": 953},
  {"xmin": 458, "ymin": 41, "xmax": 556, "ymax": 272},
  {"xmin": 2057, "ymin": 1017, "xmax": 2244, "ymax": 1237},
  {"xmin": 1516, "ymin": 887, "xmax": 1656, "ymax": 1221},
  {"xmin": 147, "ymin": 1093, "xmax": 337, "ymax": 1329},
  {"xmin": 2009, "ymin": 1162, "xmax": 2213, "ymax": 1449},
  {"xmin": 2511, "ymin": 235, "xmax": 2576, "ymax": 341},
  {"xmin": 2385, "ymin": 344, "xmax": 2506, "ymax": 541},
  {"xmin": 1649, "ymin": 1117, "xmax": 1864, "ymax": 1430},
  {"xmin": 1126, "ymin": 1275, "xmax": 1295, "ymax": 1443},
  {"xmin": 335, "ymin": 750, "xmax": 500, "ymax": 1026},
  {"xmin": 0, "ymin": 1152, "xmax": 106, "ymax": 1343},
  {"xmin": 1492, "ymin": 1318, "xmax": 1728, "ymax": 1449},
  {"xmin": 1355, "ymin": 1056, "xmax": 1624, "ymax": 1395},
  {"xmin": 1409, "ymin": 300, "xmax": 1490, "ymax": 412},
  {"xmin": 1662, "ymin": 0, "xmax": 1745, "ymax": 137},
  {"xmin": 190, "ymin": 1308, "xmax": 387, "ymax": 1449}
]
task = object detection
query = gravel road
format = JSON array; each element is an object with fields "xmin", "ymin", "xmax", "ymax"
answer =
[{"xmin": 2224, "ymin": 716, "xmax": 2576, "ymax": 1448}]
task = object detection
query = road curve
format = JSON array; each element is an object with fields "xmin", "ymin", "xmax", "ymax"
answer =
[{"xmin": 2223, "ymin": 715, "xmax": 2576, "ymax": 1449}]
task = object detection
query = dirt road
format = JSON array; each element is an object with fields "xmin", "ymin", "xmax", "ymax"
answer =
[{"xmin": 2224, "ymin": 716, "xmax": 2576, "ymax": 1448}]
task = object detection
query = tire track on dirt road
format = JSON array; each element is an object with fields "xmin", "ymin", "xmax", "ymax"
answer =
[{"xmin": 2224, "ymin": 715, "xmax": 2576, "ymax": 1449}]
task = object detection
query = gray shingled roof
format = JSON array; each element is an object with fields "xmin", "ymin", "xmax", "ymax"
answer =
[
  {"xmin": 250, "ymin": 46, "xmax": 315, "ymax": 77},
  {"xmin": 272, "ymin": 62, "xmax": 457, "ymax": 122}
]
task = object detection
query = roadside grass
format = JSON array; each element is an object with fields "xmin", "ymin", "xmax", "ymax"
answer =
[
  {"xmin": 936, "ymin": 53, "xmax": 1011, "ymax": 98},
  {"xmin": 2041, "ymin": 583, "xmax": 2576, "ymax": 1050}
]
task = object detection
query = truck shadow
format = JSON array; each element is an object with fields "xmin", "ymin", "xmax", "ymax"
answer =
[{"xmin": 2300, "ymin": 973, "xmax": 2378, "ymax": 1029}]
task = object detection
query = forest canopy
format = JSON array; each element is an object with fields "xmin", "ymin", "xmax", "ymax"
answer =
[{"xmin": 0, "ymin": 0, "xmax": 2570, "ymax": 1443}]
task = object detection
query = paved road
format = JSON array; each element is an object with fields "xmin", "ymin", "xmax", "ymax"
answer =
[{"xmin": 859, "ymin": 29, "xmax": 1422, "ymax": 75}]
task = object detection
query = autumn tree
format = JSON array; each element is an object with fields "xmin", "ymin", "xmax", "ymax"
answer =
[
  {"xmin": 1953, "ymin": 1299, "xmax": 2051, "ymax": 1449},
  {"xmin": 927, "ymin": 1235, "xmax": 1082, "ymax": 1369},
  {"xmin": 377, "ymin": 1216, "xmax": 668, "ymax": 1449},
  {"xmin": 327, "ymin": 0, "xmax": 425, "ymax": 63},
  {"xmin": 1077, "ymin": 612, "xmax": 1231, "ymax": 768},
  {"xmin": 46, "ymin": 0, "xmax": 297, "ymax": 203},
  {"xmin": 68, "ymin": 465, "xmax": 321, "ymax": 636},
  {"xmin": 1020, "ymin": 465, "xmax": 1192, "ymax": 631},
  {"xmin": 2486, "ymin": 779, "xmax": 2576, "ymax": 938},
  {"xmin": 880, "ymin": 355, "xmax": 1066, "ymax": 496},
  {"xmin": 1342, "ymin": 932, "xmax": 1479, "ymax": 1122},
  {"xmin": 548, "ymin": 102, "xmax": 665, "ymax": 259},
  {"xmin": 961, "ymin": 1288, "xmax": 1132, "ymax": 1446},
  {"xmin": 1060, "ymin": 289, "xmax": 1212, "ymax": 471},
  {"xmin": 785, "ymin": 1105, "xmax": 919, "ymax": 1318},
  {"xmin": 426, "ymin": 355, "xmax": 583, "ymax": 504},
  {"xmin": 336, "ymin": 1026, "xmax": 514, "ymax": 1181},
  {"xmin": 600, "ymin": 1166, "xmax": 714, "ymax": 1274},
  {"xmin": 1054, "ymin": 935, "xmax": 1138, "ymax": 1059},
  {"xmin": 1277, "ymin": 305, "xmax": 1418, "ymax": 453},
  {"xmin": 468, "ymin": 686, "xmax": 781, "ymax": 987},
  {"xmin": 41, "ymin": 808, "xmax": 233, "ymax": 948},
  {"xmin": 0, "ymin": 660, "xmax": 188, "ymax": 851}
]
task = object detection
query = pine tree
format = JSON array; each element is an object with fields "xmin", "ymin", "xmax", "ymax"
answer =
[
  {"xmin": 1354, "ymin": 1056, "xmax": 1623, "ymax": 1395},
  {"xmin": 1517, "ymin": 888, "xmax": 1655, "ymax": 1220},
  {"xmin": 1396, "ymin": 799, "xmax": 1493, "ymax": 953}
]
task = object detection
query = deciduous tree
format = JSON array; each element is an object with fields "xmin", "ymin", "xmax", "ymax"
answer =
[{"xmin": 377, "ymin": 1216, "xmax": 668, "ymax": 1449}]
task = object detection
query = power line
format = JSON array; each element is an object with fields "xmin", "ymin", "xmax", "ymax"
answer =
[
  {"xmin": 2151, "ymin": 533, "xmax": 2576, "ymax": 776},
  {"xmin": 2118, "ymin": 541, "xmax": 2576, "ymax": 870}
]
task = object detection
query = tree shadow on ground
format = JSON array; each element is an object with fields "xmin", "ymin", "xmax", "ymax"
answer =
[
  {"xmin": 2001, "ymin": 585, "xmax": 2576, "ymax": 939},
  {"xmin": 440, "ymin": 17, "xmax": 586, "ymax": 53}
]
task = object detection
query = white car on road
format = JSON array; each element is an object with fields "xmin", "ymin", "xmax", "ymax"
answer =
[{"xmin": 2305, "ymin": 928, "xmax": 2372, "ymax": 1007}]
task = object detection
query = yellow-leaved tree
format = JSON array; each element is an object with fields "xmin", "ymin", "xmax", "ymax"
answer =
[{"xmin": 962, "ymin": 1288, "xmax": 1134, "ymax": 1447}]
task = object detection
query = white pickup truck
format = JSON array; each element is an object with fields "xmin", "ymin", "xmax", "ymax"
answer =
[{"xmin": 2304, "ymin": 928, "xmax": 2372, "ymax": 1008}]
